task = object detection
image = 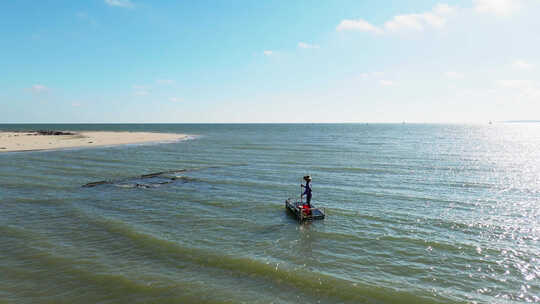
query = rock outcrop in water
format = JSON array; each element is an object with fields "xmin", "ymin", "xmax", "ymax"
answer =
[
  {"xmin": 82, "ymin": 169, "xmax": 188, "ymax": 188},
  {"xmin": 82, "ymin": 165, "xmax": 245, "ymax": 189},
  {"xmin": 33, "ymin": 130, "xmax": 76, "ymax": 136},
  {"xmin": 9, "ymin": 130, "xmax": 77, "ymax": 136}
]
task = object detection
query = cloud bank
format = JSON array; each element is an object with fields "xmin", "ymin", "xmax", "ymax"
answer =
[
  {"xmin": 474, "ymin": 0, "xmax": 522, "ymax": 16},
  {"xmin": 337, "ymin": 3, "xmax": 456, "ymax": 34},
  {"xmin": 337, "ymin": 1, "xmax": 524, "ymax": 36}
]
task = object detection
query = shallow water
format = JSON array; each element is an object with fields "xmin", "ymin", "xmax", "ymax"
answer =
[{"xmin": 1, "ymin": 123, "xmax": 539, "ymax": 303}]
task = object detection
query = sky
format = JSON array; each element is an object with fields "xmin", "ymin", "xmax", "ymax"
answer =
[{"xmin": 1, "ymin": 0, "xmax": 539, "ymax": 123}]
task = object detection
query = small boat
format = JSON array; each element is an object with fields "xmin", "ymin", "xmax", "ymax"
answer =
[{"xmin": 285, "ymin": 198, "xmax": 325, "ymax": 221}]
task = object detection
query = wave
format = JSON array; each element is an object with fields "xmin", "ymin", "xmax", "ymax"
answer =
[
  {"xmin": 78, "ymin": 214, "xmax": 463, "ymax": 304},
  {"xmin": 1, "ymin": 247, "xmax": 230, "ymax": 304}
]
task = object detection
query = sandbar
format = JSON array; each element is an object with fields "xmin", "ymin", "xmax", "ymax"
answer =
[{"xmin": 0, "ymin": 131, "xmax": 188, "ymax": 152}]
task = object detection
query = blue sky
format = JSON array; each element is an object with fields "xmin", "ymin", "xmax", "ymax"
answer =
[{"xmin": 1, "ymin": 0, "xmax": 539, "ymax": 123}]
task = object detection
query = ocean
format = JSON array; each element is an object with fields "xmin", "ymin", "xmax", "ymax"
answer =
[{"xmin": 1, "ymin": 123, "xmax": 538, "ymax": 303}]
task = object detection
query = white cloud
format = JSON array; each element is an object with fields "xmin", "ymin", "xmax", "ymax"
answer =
[
  {"xmin": 445, "ymin": 71, "xmax": 465, "ymax": 79},
  {"xmin": 497, "ymin": 79, "xmax": 533, "ymax": 89},
  {"xmin": 104, "ymin": 0, "xmax": 133, "ymax": 8},
  {"xmin": 385, "ymin": 14, "xmax": 428, "ymax": 31},
  {"xmin": 361, "ymin": 72, "xmax": 384, "ymax": 78},
  {"xmin": 134, "ymin": 90, "xmax": 149, "ymax": 96},
  {"xmin": 132, "ymin": 85, "xmax": 152, "ymax": 96},
  {"xmin": 357, "ymin": 72, "xmax": 386, "ymax": 81},
  {"xmin": 132, "ymin": 86, "xmax": 149, "ymax": 96},
  {"xmin": 156, "ymin": 79, "xmax": 175, "ymax": 85},
  {"xmin": 433, "ymin": 3, "xmax": 457, "ymax": 15},
  {"xmin": 497, "ymin": 79, "xmax": 540, "ymax": 98},
  {"xmin": 169, "ymin": 97, "xmax": 182, "ymax": 102},
  {"xmin": 338, "ymin": 3, "xmax": 457, "ymax": 34},
  {"xmin": 359, "ymin": 73, "xmax": 370, "ymax": 79},
  {"xmin": 263, "ymin": 50, "xmax": 273, "ymax": 56},
  {"xmin": 379, "ymin": 80, "xmax": 395, "ymax": 86},
  {"xmin": 474, "ymin": 0, "xmax": 521, "ymax": 16},
  {"xmin": 384, "ymin": 5, "xmax": 454, "ymax": 32},
  {"xmin": 512, "ymin": 60, "xmax": 534, "ymax": 70},
  {"xmin": 336, "ymin": 19, "xmax": 383, "ymax": 34},
  {"xmin": 28, "ymin": 84, "xmax": 49, "ymax": 94},
  {"xmin": 298, "ymin": 42, "xmax": 320, "ymax": 49}
]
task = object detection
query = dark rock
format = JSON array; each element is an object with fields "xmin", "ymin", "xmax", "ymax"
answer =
[
  {"xmin": 82, "ymin": 180, "xmax": 113, "ymax": 187},
  {"xmin": 82, "ymin": 169, "xmax": 188, "ymax": 188},
  {"xmin": 33, "ymin": 130, "xmax": 76, "ymax": 136}
]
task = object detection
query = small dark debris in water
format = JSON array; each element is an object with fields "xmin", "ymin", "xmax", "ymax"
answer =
[
  {"xmin": 0, "ymin": 147, "xmax": 5, "ymax": 149},
  {"xmin": 88, "ymin": 141, "xmax": 93, "ymax": 143}
]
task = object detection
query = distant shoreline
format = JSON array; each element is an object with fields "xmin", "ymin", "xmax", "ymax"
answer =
[
  {"xmin": 0, "ymin": 131, "xmax": 188, "ymax": 152},
  {"xmin": 502, "ymin": 120, "xmax": 540, "ymax": 123}
]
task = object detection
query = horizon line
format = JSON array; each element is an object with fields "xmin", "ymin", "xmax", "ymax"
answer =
[{"xmin": 1, "ymin": 121, "xmax": 533, "ymax": 125}]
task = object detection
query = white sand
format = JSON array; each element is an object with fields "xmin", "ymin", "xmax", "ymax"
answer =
[{"xmin": 0, "ymin": 131, "xmax": 188, "ymax": 152}]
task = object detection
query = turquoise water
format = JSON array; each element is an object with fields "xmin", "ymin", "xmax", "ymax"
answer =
[{"xmin": 1, "ymin": 123, "xmax": 538, "ymax": 303}]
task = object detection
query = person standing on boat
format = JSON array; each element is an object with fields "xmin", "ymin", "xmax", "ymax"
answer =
[{"xmin": 301, "ymin": 175, "xmax": 312, "ymax": 207}]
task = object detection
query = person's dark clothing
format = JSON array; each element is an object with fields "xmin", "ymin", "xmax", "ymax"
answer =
[{"xmin": 302, "ymin": 182, "xmax": 312, "ymax": 206}]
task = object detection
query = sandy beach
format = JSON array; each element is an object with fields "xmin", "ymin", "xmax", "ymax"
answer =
[{"xmin": 0, "ymin": 131, "xmax": 188, "ymax": 152}]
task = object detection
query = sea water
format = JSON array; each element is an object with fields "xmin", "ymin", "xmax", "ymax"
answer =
[{"xmin": 0, "ymin": 123, "xmax": 538, "ymax": 303}]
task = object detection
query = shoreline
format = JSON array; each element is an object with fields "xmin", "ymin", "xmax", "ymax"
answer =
[{"xmin": 0, "ymin": 131, "xmax": 188, "ymax": 152}]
